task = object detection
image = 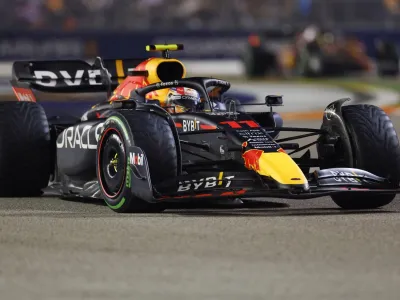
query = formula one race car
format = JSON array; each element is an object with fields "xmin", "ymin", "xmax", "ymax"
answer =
[{"xmin": 2, "ymin": 44, "xmax": 400, "ymax": 213}]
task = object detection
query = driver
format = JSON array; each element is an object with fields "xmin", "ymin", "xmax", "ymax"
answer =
[{"xmin": 162, "ymin": 87, "xmax": 202, "ymax": 113}]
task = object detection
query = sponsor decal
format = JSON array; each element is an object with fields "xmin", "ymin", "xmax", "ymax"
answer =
[
  {"xmin": 329, "ymin": 170, "xmax": 360, "ymax": 183},
  {"xmin": 12, "ymin": 87, "xmax": 36, "ymax": 102},
  {"xmin": 214, "ymin": 79, "xmax": 230, "ymax": 86},
  {"xmin": 177, "ymin": 172, "xmax": 234, "ymax": 192},
  {"xmin": 56, "ymin": 123, "xmax": 104, "ymax": 149},
  {"xmin": 16, "ymin": 93, "xmax": 35, "ymax": 102},
  {"xmin": 237, "ymin": 130, "xmax": 278, "ymax": 150},
  {"xmin": 208, "ymin": 111, "xmax": 239, "ymax": 116},
  {"xmin": 129, "ymin": 152, "xmax": 144, "ymax": 166},
  {"xmin": 242, "ymin": 149, "xmax": 264, "ymax": 171},
  {"xmin": 175, "ymin": 122, "xmax": 216, "ymax": 130},
  {"xmin": 125, "ymin": 164, "xmax": 132, "ymax": 188},
  {"xmin": 170, "ymin": 95, "xmax": 198, "ymax": 101},
  {"xmin": 155, "ymin": 80, "xmax": 179, "ymax": 88},
  {"xmin": 33, "ymin": 70, "xmax": 102, "ymax": 87},
  {"xmin": 183, "ymin": 118, "xmax": 200, "ymax": 132}
]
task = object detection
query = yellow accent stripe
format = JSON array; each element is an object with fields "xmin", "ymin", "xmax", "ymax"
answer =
[
  {"xmin": 218, "ymin": 172, "xmax": 223, "ymax": 186},
  {"xmin": 115, "ymin": 60, "xmax": 124, "ymax": 84},
  {"xmin": 352, "ymin": 171, "xmax": 361, "ymax": 182},
  {"xmin": 146, "ymin": 44, "xmax": 182, "ymax": 52}
]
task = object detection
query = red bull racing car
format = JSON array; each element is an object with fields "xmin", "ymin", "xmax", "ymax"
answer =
[{"xmin": 2, "ymin": 44, "xmax": 400, "ymax": 213}]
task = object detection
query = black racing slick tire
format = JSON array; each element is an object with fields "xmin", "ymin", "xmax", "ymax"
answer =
[
  {"xmin": 0, "ymin": 101, "xmax": 51, "ymax": 196},
  {"xmin": 331, "ymin": 104, "xmax": 400, "ymax": 209},
  {"xmin": 97, "ymin": 111, "xmax": 178, "ymax": 213}
]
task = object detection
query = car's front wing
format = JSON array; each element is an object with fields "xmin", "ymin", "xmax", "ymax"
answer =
[{"xmin": 153, "ymin": 167, "xmax": 400, "ymax": 202}]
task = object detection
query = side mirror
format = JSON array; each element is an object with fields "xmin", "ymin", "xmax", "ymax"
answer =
[{"xmin": 265, "ymin": 95, "xmax": 283, "ymax": 106}]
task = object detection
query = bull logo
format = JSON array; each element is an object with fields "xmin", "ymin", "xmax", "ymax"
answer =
[{"xmin": 242, "ymin": 149, "xmax": 264, "ymax": 171}]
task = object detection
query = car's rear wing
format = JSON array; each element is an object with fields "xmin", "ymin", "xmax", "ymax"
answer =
[
  {"xmin": 10, "ymin": 44, "xmax": 185, "ymax": 101},
  {"xmin": 11, "ymin": 57, "xmax": 148, "ymax": 95}
]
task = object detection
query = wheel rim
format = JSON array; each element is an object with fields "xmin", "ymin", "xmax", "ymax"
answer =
[{"xmin": 99, "ymin": 128, "xmax": 126, "ymax": 199}]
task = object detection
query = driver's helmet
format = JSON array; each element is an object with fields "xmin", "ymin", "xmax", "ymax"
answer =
[{"xmin": 164, "ymin": 87, "xmax": 201, "ymax": 113}]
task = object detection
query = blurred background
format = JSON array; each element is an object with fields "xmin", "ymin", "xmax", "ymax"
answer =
[{"xmin": 1, "ymin": 0, "xmax": 400, "ymax": 111}]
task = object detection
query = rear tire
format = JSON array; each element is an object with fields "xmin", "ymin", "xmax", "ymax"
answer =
[
  {"xmin": 331, "ymin": 104, "xmax": 400, "ymax": 209},
  {"xmin": 0, "ymin": 101, "xmax": 51, "ymax": 196},
  {"xmin": 97, "ymin": 111, "xmax": 178, "ymax": 213}
]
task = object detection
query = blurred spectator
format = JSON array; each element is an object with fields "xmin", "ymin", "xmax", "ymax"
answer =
[
  {"xmin": 1, "ymin": 0, "xmax": 400, "ymax": 31},
  {"xmin": 44, "ymin": 0, "xmax": 76, "ymax": 31},
  {"xmin": 15, "ymin": 0, "xmax": 44, "ymax": 28},
  {"xmin": 384, "ymin": 0, "xmax": 400, "ymax": 13},
  {"xmin": 81, "ymin": 0, "xmax": 113, "ymax": 11}
]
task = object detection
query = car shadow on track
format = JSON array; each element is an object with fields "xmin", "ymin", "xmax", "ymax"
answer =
[
  {"xmin": 56, "ymin": 197, "xmax": 399, "ymax": 218},
  {"xmin": 59, "ymin": 197, "xmax": 290, "ymax": 210},
  {"xmin": 165, "ymin": 207, "xmax": 398, "ymax": 218}
]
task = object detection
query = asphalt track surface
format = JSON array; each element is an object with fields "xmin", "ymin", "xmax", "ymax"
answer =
[{"xmin": 1, "ymin": 118, "xmax": 400, "ymax": 300}]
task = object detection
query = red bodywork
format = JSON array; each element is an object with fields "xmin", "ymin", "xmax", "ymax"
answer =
[{"xmin": 110, "ymin": 58, "xmax": 161, "ymax": 101}]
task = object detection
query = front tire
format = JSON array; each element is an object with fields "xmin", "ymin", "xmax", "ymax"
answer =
[
  {"xmin": 97, "ymin": 111, "xmax": 178, "ymax": 213},
  {"xmin": 331, "ymin": 104, "xmax": 400, "ymax": 209}
]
